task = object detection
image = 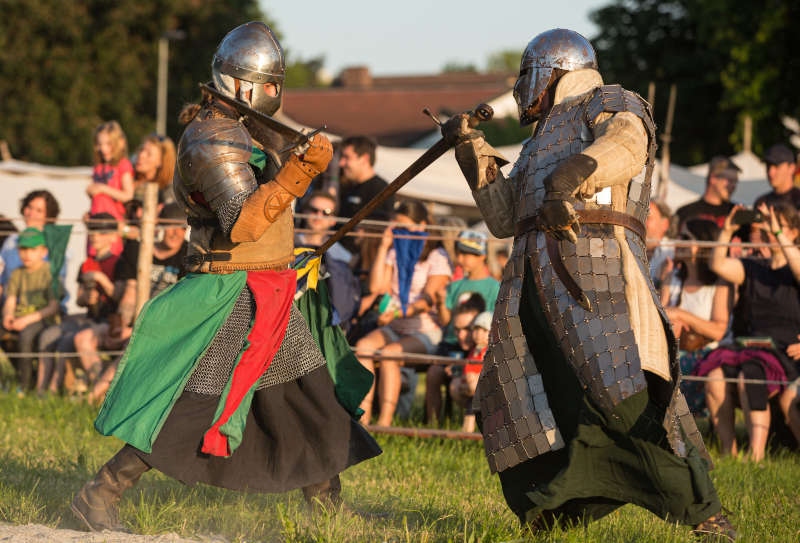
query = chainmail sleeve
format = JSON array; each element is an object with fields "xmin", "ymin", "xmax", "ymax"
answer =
[{"xmin": 216, "ymin": 188, "xmax": 256, "ymax": 235}]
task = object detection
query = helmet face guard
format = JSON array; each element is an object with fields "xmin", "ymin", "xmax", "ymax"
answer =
[
  {"xmin": 513, "ymin": 29, "xmax": 598, "ymax": 126},
  {"xmin": 211, "ymin": 22, "xmax": 285, "ymax": 116}
]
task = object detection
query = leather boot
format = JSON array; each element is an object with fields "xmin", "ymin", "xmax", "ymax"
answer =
[
  {"xmin": 71, "ymin": 445, "xmax": 150, "ymax": 532},
  {"xmin": 302, "ymin": 475, "xmax": 342, "ymax": 511}
]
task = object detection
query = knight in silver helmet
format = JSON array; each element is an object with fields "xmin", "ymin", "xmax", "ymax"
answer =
[
  {"xmin": 71, "ymin": 21, "xmax": 380, "ymax": 533},
  {"xmin": 442, "ymin": 28, "xmax": 736, "ymax": 539}
]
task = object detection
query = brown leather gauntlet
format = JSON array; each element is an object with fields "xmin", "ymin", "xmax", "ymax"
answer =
[{"xmin": 230, "ymin": 181, "xmax": 293, "ymax": 242}]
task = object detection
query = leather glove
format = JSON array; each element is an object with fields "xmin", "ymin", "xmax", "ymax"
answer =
[
  {"xmin": 540, "ymin": 198, "xmax": 581, "ymax": 243},
  {"xmin": 440, "ymin": 112, "xmax": 484, "ymax": 145},
  {"xmin": 275, "ymin": 133, "xmax": 333, "ymax": 197}
]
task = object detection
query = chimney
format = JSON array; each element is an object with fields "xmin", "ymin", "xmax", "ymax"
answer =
[{"xmin": 337, "ymin": 66, "xmax": 372, "ymax": 89}]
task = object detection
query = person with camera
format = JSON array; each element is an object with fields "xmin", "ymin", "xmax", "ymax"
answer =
[
  {"xmin": 674, "ymin": 156, "xmax": 740, "ymax": 231},
  {"xmin": 698, "ymin": 202, "xmax": 800, "ymax": 461}
]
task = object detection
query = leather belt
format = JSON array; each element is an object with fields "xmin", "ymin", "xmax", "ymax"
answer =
[
  {"xmin": 514, "ymin": 208, "xmax": 646, "ymax": 240},
  {"xmin": 515, "ymin": 209, "xmax": 646, "ymax": 313}
]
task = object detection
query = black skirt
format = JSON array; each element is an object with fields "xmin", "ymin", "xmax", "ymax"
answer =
[{"xmin": 131, "ymin": 365, "xmax": 381, "ymax": 493}]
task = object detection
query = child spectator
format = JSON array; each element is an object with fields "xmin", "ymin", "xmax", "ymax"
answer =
[
  {"xmin": 355, "ymin": 200, "xmax": 451, "ymax": 426},
  {"xmin": 450, "ymin": 311, "xmax": 491, "ymax": 432},
  {"xmin": 436, "ymin": 230, "xmax": 499, "ymax": 352},
  {"xmin": 88, "ymin": 121, "xmax": 134, "ymax": 221},
  {"xmin": 1, "ymin": 228, "xmax": 60, "ymax": 392}
]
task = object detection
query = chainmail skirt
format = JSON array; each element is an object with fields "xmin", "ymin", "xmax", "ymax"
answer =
[{"xmin": 132, "ymin": 285, "xmax": 381, "ymax": 492}]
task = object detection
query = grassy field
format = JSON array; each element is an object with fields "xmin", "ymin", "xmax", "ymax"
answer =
[{"xmin": 0, "ymin": 393, "xmax": 797, "ymax": 542}]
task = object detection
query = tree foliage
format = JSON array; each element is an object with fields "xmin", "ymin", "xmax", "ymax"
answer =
[
  {"xmin": 590, "ymin": 0, "xmax": 800, "ymax": 164},
  {"xmin": 486, "ymin": 49, "xmax": 523, "ymax": 73},
  {"xmin": 0, "ymin": 0, "xmax": 268, "ymax": 165}
]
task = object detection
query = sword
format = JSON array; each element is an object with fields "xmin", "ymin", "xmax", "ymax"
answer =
[
  {"xmin": 311, "ymin": 103, "xmax": 495, "ymax": 258},
  {"xmin": 199, "ymin": 83, "xmax": 325, "ymax": 155}
]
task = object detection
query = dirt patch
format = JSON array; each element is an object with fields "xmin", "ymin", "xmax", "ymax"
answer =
[{"xmin": 0, "ymin": 523, "xmax": 227, "ymax": 543}]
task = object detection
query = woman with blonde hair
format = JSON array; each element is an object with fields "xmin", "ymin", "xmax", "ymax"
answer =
[{"xmin": 133, "ymin": 134, "xmax": 176, "ymax": 204}]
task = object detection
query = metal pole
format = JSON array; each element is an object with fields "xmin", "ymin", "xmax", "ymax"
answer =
[
  {"xmin": 657, "ymin": 84, "xmax": 677, "ymax": 202},
  {"xmin": 743, "ymin": 115, "xmax": 752, "ymax": 154},
  {"xmin": 156, "ymin": 36, "xmax": 168, "ymax": 136},
  {"xmin": 135, "ymin": 182, "xmax": 159, "ymax": 316}
]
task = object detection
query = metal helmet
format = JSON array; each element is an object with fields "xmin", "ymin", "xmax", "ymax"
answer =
[
  {"xmin": 211, "ymin": 21, "xmax": 285, "ymax": 116},
  {"xmin": 513, "ymin": 29, "xmax": 598, "ymax": 125}
]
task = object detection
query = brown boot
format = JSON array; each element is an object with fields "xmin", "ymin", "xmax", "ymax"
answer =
[
  {"xmin": 71, "ymin": 446, "xmax": 150, "ymax": 532},
  {"xmin": 302, "ymin": 475, "xmax": 342, "ymax": 511},
  {"xmin": 692, "ymin": 512, "xmax": 737, "ymax": 541}
]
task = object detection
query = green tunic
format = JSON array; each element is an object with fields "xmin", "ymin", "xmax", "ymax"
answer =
[{"xmin": 495, "ymin": 263, "xmax": 721, "ymax": 527}]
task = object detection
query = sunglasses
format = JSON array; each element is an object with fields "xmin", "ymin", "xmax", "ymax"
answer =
[{"xmin": 307, "ymin": 206, "xmax": 334, "ymax": 216}]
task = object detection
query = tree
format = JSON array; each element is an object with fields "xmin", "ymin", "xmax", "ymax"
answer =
[
  {"xmin": 590, "ymin": 0, "xmax": 800, "ymax": 164},
  {"xmin": 0, "ymin": 0, "xmax": 269, "ymax": 165},
  {"xmin": 442, "ymin": 61, "xmax": 478, "ymax": 73},
  {"xmin": 487, "ymin": 49, "xmax": 522, "ymax": 73}
]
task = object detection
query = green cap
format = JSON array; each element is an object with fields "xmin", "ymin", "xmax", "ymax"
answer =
[{"xmin": 18, "ymin": 227, "xmax": 46, "ymax": 249}]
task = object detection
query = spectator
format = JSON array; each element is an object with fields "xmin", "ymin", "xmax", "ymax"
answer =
[
  {"xmin": 753, "ymin": 144, "xmax": 800, "ymax": 210},
  {"xmin": 491, "ymin": 247, "xmax": 510, "ymax": 281},
  {"xmin": 337, "ymin": 136, "xmax": 393, "ymax": 261},
  {"xmin": 436, "ymin": 230, "xmax": 499, "ymax": 352},
  {"xmin": 450, "ymin": 311, "xmax": 492, "ymax": 433},
  {"xmin": 296, "ymin": 191, "xmax": 351, "ymax": 263},
  {"xmin": 424, "ymin": 294, "xmax": 484, "ymax": 424},
  {"xmin": 646, "ymin": 199, "xmax": 674, "ymax": 290},
  {"xmin": 88, "ymin": 121, "xmax": 134, "ymax": 221},
  {"xmin": 133, "ymin": 134, "xmax": 177, "ymax": 205},
  {"xmin": 661, "ymin": 219, "xmax": 732, "ymax": 413},
  {"xmin": 89, "ymin": 204, "xmax": 188, "ymax": 402},
  {"xmin": 355, "ymin": 200, "xmax": 451, "ymax": 425},
  {"xmin": 699, "ymin": 202, "xmax": 800, "ymax": 460},
  {"xmin": 673, "ymin": 156, "xmax": 740, "ymax": 230},
  {"xmin": 1, "ymin": 228, "xmax": 61, "ymax": 392},
  {"xmin": 0, "ymin": 190, "xmax": 60, "ymax": 294}
]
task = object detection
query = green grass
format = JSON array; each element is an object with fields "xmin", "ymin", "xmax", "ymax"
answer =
[{"xmin": 0, "ymin": 393, "xmax": 797, "ymax": 542}]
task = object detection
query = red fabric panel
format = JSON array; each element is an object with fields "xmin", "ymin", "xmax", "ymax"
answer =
[{"xmin": 201, "ymin": 269, "xmax": 297, "ymax": 456}]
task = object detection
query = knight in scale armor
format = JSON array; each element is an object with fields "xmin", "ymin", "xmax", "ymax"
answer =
[
  {"xmin": 443, "ymin": 29, "xmax": 735, "ymax": 539},
  {"xmin": 71, "ymin": 22, "xmax": 380, "ymax": 532}
]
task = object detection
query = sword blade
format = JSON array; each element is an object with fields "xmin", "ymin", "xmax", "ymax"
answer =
[{"xmin": 313, "ymin": 137, "xmax": 452, "ymax": 257}]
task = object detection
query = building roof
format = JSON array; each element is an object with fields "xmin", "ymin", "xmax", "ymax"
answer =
[{"xmin": 281, "ymin": 67, "xmax": 515, "ymax": 147}]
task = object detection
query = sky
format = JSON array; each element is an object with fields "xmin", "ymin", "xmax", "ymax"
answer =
[{"xmin": 260, "ymin": 0, "xmax": 605, "ymax": 77}]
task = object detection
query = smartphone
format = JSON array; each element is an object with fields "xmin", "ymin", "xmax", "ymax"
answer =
[{"xmin": 731, "ymin": 209, "xmax": 764, "ymax": 225}]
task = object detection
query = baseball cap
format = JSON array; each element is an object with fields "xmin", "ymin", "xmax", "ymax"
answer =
[
  {"xmin": 472, "ymin": 311, "xmax": 493, "ymax": 331},
  {"xmin": 763, "ymin": 144, "xmax": 796, "ymax": 166},
  {"xmin": 86, "ymin": 212, "xmax": 118, "ymax": 232},
  {"xmin": 456, "ymin": 230, "xmax": 488, "ymax": 256},
  {"xmin": 158, "ymin": 202, "xmax": 187, "ymax": 224},
  {"xmin": 708, "ymin": 156, "xmax": 741, "ymax": 180},
  {"xmin": 18, "ymin": 227, "xmax": 46, "ymax": 248}
]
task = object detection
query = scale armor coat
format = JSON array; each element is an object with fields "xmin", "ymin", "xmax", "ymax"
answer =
[
  {"xmin": 468, "ymin": 72, "xmax": 707, "ymax": 474},
  {"xmin": 174, "ymin": 104, "xmax": 324, "ymax": 393}
]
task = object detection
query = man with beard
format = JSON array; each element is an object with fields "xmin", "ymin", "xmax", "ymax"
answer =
[
  {"xmin": 71, "ymin": 22, "xmax": 380, "ymax": 532},
  {"xmin": 442, "ymin": 29, "xmax": 735, "ymax": 540}
]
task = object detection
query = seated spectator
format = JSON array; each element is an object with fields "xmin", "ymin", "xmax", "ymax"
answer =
[
  {"xmin": 754, "ymin": 144, "xmax": 800, "ymax": 209},
  {"xmin": 673, "ymin": 156, "xmax": 740, "ymax": 231},
  {"xmin": 647, "ymin": 199, "xmax": 674, "ymax": 290},
  {"xmin": 425, "ymin": 294, "xmax": 485, "ymax": 424},
  {"xmin": 89, "ymin": 204, "xmax": 188, "ymax": 403},
  {"xmin": 661, "ymin": 219, "xmax": 732, "ymax": 413},
  {"xmin": 0, "ymin": 190, "xmax": 61, "ymax": 297},
  {"xmin": 133, "ymin": 134, "xmax": 176, "ymax": 205},
  {"xmin": 1, "ymin": 228, "xmax": 61, "ymax": 392},
  {"xmin": 450, "ymin": 311, "xmax": 491, "ymax": 432},
  {"xmin": 355, "ymin": 200, "xmax": 451, "ymax": 425},
  {"xmin": 491, "ymin": 247, "xmax": 509, "ymax": 281},
  {"xmin": 698, "ymin": 202, "xmax": 800, "ymax": 460}
]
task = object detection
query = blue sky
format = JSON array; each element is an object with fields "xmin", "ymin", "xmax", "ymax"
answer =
[{"xmin": 260, "ymin": 0, "xmax": 604, "ymax": 76}]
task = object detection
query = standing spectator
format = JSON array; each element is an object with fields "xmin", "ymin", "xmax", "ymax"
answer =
[
  {"xmin": 1, "ymin": 228, "xmax": 61, "ymax": 392},
  {"xmin": 491, "ymin": 247, "xmax": 510, "ymax": 281},
  {"xmin": 673, "ymin": 156, "xmax": 740, "ymax": 230},
  {"xmin": 754, "ymin": 144, "xmax": 800, "ymax": 209},
  {"xmin": 661, "ymin": 219, "xmax": 732, "ymax": 413},
  {"xmin": 425, "ymin": 294, "xmax": 484, "ymax": 424},
  {"xmin": 0, "ymin": 190, "xmax": 60, "ymax": 294},
  {"xmin": 450, "ymin": 311, "xmax": 492, "ymax": 432},
  {"xmin": 337, "ymin": 136, "xmax": 394, "ymax": 262},
  {"xmin": 436, "ymin": 230, "xmax": 499, "ymax": 352},
  {"xmin": 88, "ymin": 121, "xmax": 134, "ymax": 220},
  {"xmin": 132, "ymin": 134, "xmax": 177, "ymax": 205},
  {"xmin": 700, "ymin": 202, "xmax": 800, "ymax": 460},
  {"xmin": 646, "ymin": 200, "xmax": 674, "ymax": 290},
  {"xmin": 355, "ymin": 200, "xmax": 451, "ymax": 425},
  {"xmin": 89, "ymin": 204, "xmax": 187, "ymax": 402}
]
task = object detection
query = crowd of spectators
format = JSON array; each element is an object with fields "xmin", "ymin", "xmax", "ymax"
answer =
[{"xmin": 1, "ymin": 121, "xmax": 798, "ymax": 461}]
